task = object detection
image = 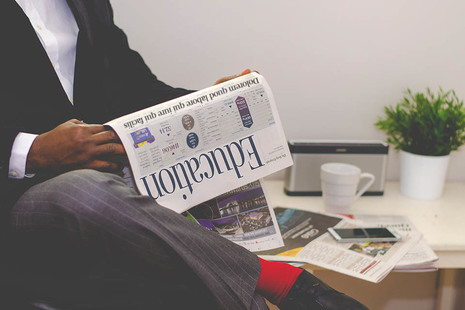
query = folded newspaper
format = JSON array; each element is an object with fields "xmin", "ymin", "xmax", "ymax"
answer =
[
  {"xmin": 349, "ymin": 214, "xmax": 438, "ymax": 273},
  {"xmin": 106, "ymin": 73, "xmax": 292, "ymax": 252},
  {"xmin": 106, "ymin": 72, "xmax": 293, "ymax": 213},
  {"xmin": 257, "ymin": 208, "xmax": 425, "ymax": 283}
]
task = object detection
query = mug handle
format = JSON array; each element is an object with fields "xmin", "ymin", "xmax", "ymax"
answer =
[{"xmin": 354, "ymin": 173, "xmax": 376, "ymax": 200}]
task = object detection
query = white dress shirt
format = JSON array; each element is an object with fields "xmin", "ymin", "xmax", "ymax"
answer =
[{"xmin": 9, "ymin": 0, "xmax": 79, "ymax": 179}]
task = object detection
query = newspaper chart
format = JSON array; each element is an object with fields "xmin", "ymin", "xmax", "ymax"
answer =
[{"xmin": 107, "ymin": 72, "xmax": 293, "ymax": 214}]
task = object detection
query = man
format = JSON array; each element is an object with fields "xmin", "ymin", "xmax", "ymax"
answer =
[{"xmin": 1, "ymin": 1, "xmax": 368, "ymax": 309}]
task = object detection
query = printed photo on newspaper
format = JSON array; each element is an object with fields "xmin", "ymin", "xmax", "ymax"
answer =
[
  {"xmin": 185, "ymin": 180, "xmax": 284, "ymax": 252},
  {"xmin": 106, "ymin": 72, "xmax": 293, "ymax": 213}
]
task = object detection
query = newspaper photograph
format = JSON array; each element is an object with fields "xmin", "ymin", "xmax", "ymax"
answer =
[
  {"xmin": 258, "ymin": 208, "xmax": 422, "ymax": 283},
  {"xmin": 106, "ymin": 73, "xmax": 293, "ymax": 213},
  {"xmin": 186, "ymin": 180, "xmax": 284, "ymax": 252}
]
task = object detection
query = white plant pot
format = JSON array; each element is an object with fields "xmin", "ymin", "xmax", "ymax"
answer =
[{"xmin": 400, "ymin": 150, "xmax": 450, "ymax": 200}]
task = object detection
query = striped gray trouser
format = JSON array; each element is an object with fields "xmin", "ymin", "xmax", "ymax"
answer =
[{"xmin": 6, "ymin": 169, "xmax": 269, "ymax": 310}]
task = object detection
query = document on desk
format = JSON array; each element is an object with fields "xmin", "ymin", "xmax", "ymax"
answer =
[
  {"xmin": 107, "ymin": 72, "xmax": 293, "ymax": 214},
  {"xmin": 258, "ymin": 208, "xmax": 423, "ymax": 283}
]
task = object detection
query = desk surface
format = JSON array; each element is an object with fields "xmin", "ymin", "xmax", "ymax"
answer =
[{"xmin": 263, "ymin": 180, "xmax": 465, "ymax": 268}]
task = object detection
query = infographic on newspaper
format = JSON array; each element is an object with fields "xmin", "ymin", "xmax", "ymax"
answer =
[{"xmin": 106, "ymin": 73, "xmax": 293, "ymax": 213}]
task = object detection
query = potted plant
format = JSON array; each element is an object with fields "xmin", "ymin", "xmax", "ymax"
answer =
[{"xmin": 375, "ymin": 87, "xmax": 465, "ymax": 199}]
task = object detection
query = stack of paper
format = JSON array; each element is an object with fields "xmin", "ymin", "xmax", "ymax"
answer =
[
  {"xmin": 257, "ymin": 208, "xmax": 437, "ymax": 283},
  {"xmin": 351, "ymin": 214, "xmax": 438, "ymax": 272}
]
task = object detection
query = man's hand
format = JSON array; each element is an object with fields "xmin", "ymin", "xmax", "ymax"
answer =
[
  {"xmin": 27, "ymin": 119, "xmax": 126, "ymax": 174},
  {"xmin": 214, "ymin": 68, "xmax": 253, "ymax": 85}
]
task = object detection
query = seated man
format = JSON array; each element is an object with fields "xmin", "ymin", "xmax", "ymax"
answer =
[{"xmin": 0, "ymin": 1, "xmax": 368, "ymax": 309}]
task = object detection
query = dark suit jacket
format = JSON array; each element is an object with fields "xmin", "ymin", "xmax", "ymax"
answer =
[{"xmin": 0, "ymin": 0, "xmax": 192, "ymax": 212}]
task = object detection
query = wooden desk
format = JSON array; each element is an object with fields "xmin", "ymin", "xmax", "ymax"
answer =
[{"xmin": 263, "ymin": 180, "xmax": 465, "ymax": 309}]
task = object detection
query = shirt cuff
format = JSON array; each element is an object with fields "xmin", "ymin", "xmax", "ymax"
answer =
[{"xmin": 9, "ymin": 132, "xmax": 38, "ymax": 179}]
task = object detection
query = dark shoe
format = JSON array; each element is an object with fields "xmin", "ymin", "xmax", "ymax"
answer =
[{"xmin": 279, "ymin": 270, "xmax": 369, "ymax": 310}]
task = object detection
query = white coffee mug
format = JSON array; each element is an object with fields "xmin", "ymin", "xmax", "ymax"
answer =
[{"xmin": 320, "ymin": 163, "xmax": 375, "ymax": 214}]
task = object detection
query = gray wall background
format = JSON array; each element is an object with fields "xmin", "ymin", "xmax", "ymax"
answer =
[{"xmin": 111, "ymin": 0, "xmax": 465, "ymax": 182}]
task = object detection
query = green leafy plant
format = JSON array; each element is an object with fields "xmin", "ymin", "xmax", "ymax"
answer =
[{"xmin": 375, "ymin": 87, "xmax": 465, "ymax": 156}]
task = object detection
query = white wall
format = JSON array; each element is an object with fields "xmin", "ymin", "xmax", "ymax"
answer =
[{"xmin": 111, "ymin": 0, "xmax": 465, "ymax": 182}]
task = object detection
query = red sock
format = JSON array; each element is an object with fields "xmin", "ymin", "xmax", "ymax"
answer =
[{"xmin": 256, "ymin": 257, "xmax": 304, "ymax": 305}]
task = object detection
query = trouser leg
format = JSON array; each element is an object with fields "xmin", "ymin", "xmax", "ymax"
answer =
[{"xmin": 5, "ymin": 170, "xmax": 268, "ymax": 309}]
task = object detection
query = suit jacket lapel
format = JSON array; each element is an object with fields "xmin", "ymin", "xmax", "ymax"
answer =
[
  {"xmin": 1, "ymin": 1, "xmax": 77, "ymax": 131},
  {"xmin": 66, "ymin": 0, "xmax": 94, "ymax": 47},
  {"xmin": 2, "ymin": 1, "xmax": 71, "ymax": 102},
  {"xmin": 65, "ymin": 0, "xmax": 101, "ymax": 119}
]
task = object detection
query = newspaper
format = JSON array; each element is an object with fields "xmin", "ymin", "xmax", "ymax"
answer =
[
  {"xmin": 186, "ymin": 180, "xmax": 284, "ymax": 252},
  {"xmin": 259, "ymin": 207, "xmax": 422, "ymax": 283},
  {"xmin": 106, "ymin": 73, "xmax": 293, "ymax": 213},
  {"xmin": 255, "ymin": 207, "xmax": 344, "ymax": 257},
  {"xmin": 349, "ymin": 214, "xmax": 438, "ymax": 272},
  {"xmin": 393, "ymin": 239, "xmax": 438, "ymax": 272}
]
